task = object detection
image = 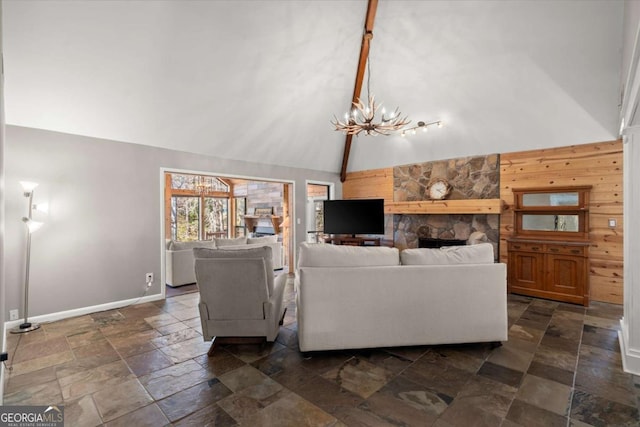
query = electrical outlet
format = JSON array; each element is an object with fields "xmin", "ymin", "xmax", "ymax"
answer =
[
  {"xmin": 0, "ymin": 352, "xmax": 8, "ymax": 362},
  {"xmin": 146, "ymin": 273, "xmax": 153, "ymax": 283},
  {"xmin": 9, "ymin": 309, "xmax": 19, "ymax": 321}
]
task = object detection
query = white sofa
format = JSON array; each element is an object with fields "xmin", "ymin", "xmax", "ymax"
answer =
[
  {"xmin": 295, "ymin": 242, "xmax": 507, "ymax": 352},
  {"xmin": 166, "ymin": 236, "xmax": 283, "ymax": 287}
]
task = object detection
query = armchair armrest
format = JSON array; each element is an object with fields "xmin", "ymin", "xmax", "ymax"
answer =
[{"xmin": 263, "ymin": 273, "xmax": 288, "ymax": 340}]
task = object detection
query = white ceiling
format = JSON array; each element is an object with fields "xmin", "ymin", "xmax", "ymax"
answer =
[{"xmin": 3, "ymin": 0, "xmax": 624, "ymax": 174}]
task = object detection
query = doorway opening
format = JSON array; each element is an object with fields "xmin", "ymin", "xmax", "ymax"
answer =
[
  {"xmin": 163, "ymin": 171, "xmax": 294, "ymax": 297},
  {"xmin": 306, "ymin": 182, "xmax": 333, "ymax": 243}
]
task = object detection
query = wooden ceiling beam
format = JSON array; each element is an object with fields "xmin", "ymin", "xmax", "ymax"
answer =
[{"xmin": 339, "ymin": 0, "xmax": 378, "ymax": 183}]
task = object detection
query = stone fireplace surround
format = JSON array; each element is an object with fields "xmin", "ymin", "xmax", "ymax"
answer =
[{"xmin": 391, "ymin": 155, "xmax": 500, "ymax": 258}]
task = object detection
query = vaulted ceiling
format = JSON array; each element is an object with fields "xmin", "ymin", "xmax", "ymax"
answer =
[{"xmin": 3, "ymin": 0, "xmax": 623, "ymax": 174}]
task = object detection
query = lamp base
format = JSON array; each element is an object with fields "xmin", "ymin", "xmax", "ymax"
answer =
[{"xmin": 10, "ymin": 322, "xmax": 41, "ymax": 334}]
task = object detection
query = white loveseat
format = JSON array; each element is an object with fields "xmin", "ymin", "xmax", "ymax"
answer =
[
  {"xmin": 295, "ymin": 242, "xmax": 507, "ymax": 352},
  {"xmin": 166, "ymin": 236, "xmax": 283, "ymax": 287}
]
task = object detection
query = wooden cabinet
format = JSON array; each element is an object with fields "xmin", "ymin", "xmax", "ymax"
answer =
[
  {"xmin": 508, "ymin": 240, "xmax": 589, "ymax": 305},
  {"xmin": 508, "ymin": 186, "xmax": 591, "ymax": 306}
]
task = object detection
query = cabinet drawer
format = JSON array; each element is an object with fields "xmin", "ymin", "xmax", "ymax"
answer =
[
  {"xmin": 546, "ymin": 245, "xmax": 587, "ymax": 256},
  {"xmin": 508, "ymin": 242, "xmax": 543, "ymax": 252}
]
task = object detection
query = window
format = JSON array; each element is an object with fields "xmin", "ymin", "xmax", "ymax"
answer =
[
  {"xmin": 234, "ymin": 197, "xmax": 247, "ymax": 237},
  {"xmin": 167, "ymin": 173, "xmax": 231, "ymax": 241}
]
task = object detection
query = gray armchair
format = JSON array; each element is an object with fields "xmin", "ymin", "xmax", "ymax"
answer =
[{"xmin": 193, "ymin": 246, "xmax": 287, "ymax": 354}]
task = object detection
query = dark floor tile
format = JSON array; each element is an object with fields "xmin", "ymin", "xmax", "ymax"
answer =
[
  {"xmin": 532, "ymin": 344, "xmax": 578, "ymax": 372},
  {"xmin": 585, "ymin": 302, "xmax": 623, "ymax": 321},
  {"xmin": 581, "ymin": 325, "xmax": 621, "ymax": 353},
  {"xmin": 556, "ymin": 303, "xmax": 586, "ymax": 315},
  {"xmin": 575, "ymin": 369, "xmax": 637, "ymax": 407},
  {"xmin": 544, "ymin": 322, "xmax": 583, "ymax": 341},
  {"xmin": 193, "ymin": 349, "xmax": 246, "ymax": 377},
  {"xmin": 439, "ymin": 399, "xmax": 504, "ymax": 427},
  {"xmin": 4, "ymin": 366, "xmax": 58, "ymax": 394},
  {"xmin": 331, "ymin": 405, "xmax": 398, "ymax": 427},
  {"xmin": 516, "ymin": 374, "xmax": 572, "ymax": 416},
  {"xmin": 104, "ymin": 403, "xmax": 169, "ymax": 427},
  {"xmin": 250, "ymin": 347, "xmax": 305, "ymax": 377},
  {"xmin": 291, "ymin": 373, "xmax": 364, "ymax": 415},
  {"xmin": 527, "ymin": 361, "xmax": 574, "ymax": 387},
  {"xmin": 403, "ymin": 357, "xmax": 474, "ymax": 398},
  {"xmin": 275, "ymin": 327, "xmax": 298, "ymax": 349},
  {"xmin": 516, "ymin": 315, "xmax": 551, "ymax": 331},
  {"xmin": 172, "ymin": 403, "xmax": 237, "ymax": 427},
  {"xmin": 156, "ymin": 378, "xmax": 232, "ymax": 422},
  {"xmin": 299, "ymin": 350, "xmax": 354, "ymax": 374},
  {"xmin": 506, "ymin": 398, "xmax": 567, "ymax": 427},
  {"xmin": 571, "ymin": 389, "xmax": 640, "ymax": 427},
  {"xmin": 540, "ymin": 333, "xmax": 580, "ymax": 355},
  {"xmin": 125, "ymin": 349, "xmax": 174, "ymax": 377},
  {"xmin": 360, "ymin": 376, "xmax": 445, "ymax": 426},
  {"xmin": 477, "ymin": 361, "xmax": 523, "ymax": 388},
  {"xmin": 577, "ymin": 344, "xmax": 622, "ymax": 373},
  {"xmin": 418, "ymin": 347, "xmax": 485, "ymax": 373},
  {"xmin": 445, "ymin": 374, "xmax": 517, "ymax": 419},
  {"xmin": 381, "ymin": 345, "xmax": 430, "ymax": 362}
]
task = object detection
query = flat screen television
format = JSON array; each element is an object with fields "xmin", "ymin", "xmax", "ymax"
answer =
[{"xmin": 323, "ymin": 199, "xmax": 385, "ymax": 236}]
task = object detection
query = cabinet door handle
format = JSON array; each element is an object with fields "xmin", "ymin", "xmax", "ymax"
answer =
[
  {"xmin": 512, "ymin": 245, "xmax": 521, "ymax": 249},
  {"xmin": 571, "ymin": 249, "xmax": 581, "ymax": 254},
  {"xmin": 531, "ymin": 246, "xmax": 540, "ymax": 251},
  {"xmin": 549, "ymin": 248, "xmax": 559, "ymax": 252}
]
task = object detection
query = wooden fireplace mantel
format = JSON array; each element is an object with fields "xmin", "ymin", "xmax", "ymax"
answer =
[{"xmin": 385, "ymin": 199, "xmax": 504, "ymax": 215}]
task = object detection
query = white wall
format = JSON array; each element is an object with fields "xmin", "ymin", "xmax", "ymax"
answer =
[
  {"xmin": 1, "ymin": 1, "xmax": 7, "ymax": 404},
  {"xmin": 4, "ymin": 126, "xmax": 341, "ymax": 318}
]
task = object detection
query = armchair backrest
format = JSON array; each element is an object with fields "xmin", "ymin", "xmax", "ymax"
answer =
[
  {"xmin": 195, "ymin": 258, "xmax": 269, "ymax": 320},
  {"xmin": 193, "ymin": 246, "xmax": 274, "ymax": 294}
]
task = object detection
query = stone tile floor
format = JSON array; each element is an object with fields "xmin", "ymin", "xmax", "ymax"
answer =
[{"xmin": 3, "ymin": 278, "xmax": 640, "ymax": 426}]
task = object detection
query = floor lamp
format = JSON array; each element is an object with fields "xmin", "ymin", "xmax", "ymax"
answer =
[{"xmin": 11, "ymin": 181, "xmax": 45, "ymax": 334}]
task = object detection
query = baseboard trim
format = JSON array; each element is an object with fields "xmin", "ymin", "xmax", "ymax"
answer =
[
  {"xmin": 3, "ymin": 292, "xmax": 164, "ymax": 332},
  {"xmin": 619, "ymin": 319, "xmax": 640, "ymax": 375}
]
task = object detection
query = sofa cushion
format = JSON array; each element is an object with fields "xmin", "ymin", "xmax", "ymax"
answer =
[
  {"xmin": 193, "ymin": 246, "xmax": 274, "ymax": 295},
  {"xmin": 297, "ymin": 242, "xmax": 400, "ymax": 268},
  {"xmin": 247, "ymin": 235, "xmax": 278, "ymax": 245},
  {"xmin": 168, "ymin": 240, "xmax": 216, "ymax": 251},
  {"xmin": 400, "ymin": 243, "xmax": 494, "ymax": 265},
  {"xmin": 214, "ymin": 236, "xmax": 248, "ymax": 247}
]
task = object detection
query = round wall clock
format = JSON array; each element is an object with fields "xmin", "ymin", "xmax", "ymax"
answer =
[{"xmin": 427, "ymin": 178, "xmax": 451, "ymax": 200}]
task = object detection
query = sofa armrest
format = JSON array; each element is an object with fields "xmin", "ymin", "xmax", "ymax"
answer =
[{"xmin": 166, "ymin": 249, "xmax": 197, "ymax": 287}]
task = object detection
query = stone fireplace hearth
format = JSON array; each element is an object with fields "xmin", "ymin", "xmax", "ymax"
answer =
[{"xmin": 393, "ymin": 213, "xmax": 499, "ymax": 258}]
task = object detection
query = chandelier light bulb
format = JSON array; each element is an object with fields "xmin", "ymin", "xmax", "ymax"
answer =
[
  {"xmin": 437, "ymin": 121, "xmax": 443, "ymax": 128},
  {"xmin": 412, "ymin": 129, "xmax": 417, "ymax": 135},
  {"xmin": 423, "ymin": 126, "xmax": 428, "ymax": 133}
]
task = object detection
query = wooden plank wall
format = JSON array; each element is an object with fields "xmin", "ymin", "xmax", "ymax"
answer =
[
  {"xmin": 342, "ymin": 168, "xmax": 393, "ymax": 201},
  {"xmin": 343, "ymin": 139, "xmax": 624, "ymax": 304},
  {"xmin": 500, "ymin": 140, "xmax": 623, "ymax": 304}
]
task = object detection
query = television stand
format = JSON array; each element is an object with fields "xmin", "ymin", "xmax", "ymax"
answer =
[{"xmin": 324, "ymin": 236, "xmax": 381, "ymax": 246}]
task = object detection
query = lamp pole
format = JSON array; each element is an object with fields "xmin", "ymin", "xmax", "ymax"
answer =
[{"xmin": 12, "ymin": 182, "xmax": 41, "ymax": 333}]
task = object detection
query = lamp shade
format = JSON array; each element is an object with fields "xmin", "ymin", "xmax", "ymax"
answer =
[
  {"xmin": 22, "ymin": 218, "xmax": 44, "ymax": 233},
  {"xmin": 20, "ymin": 181, "xmax": 39, "ymax": 193}
]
